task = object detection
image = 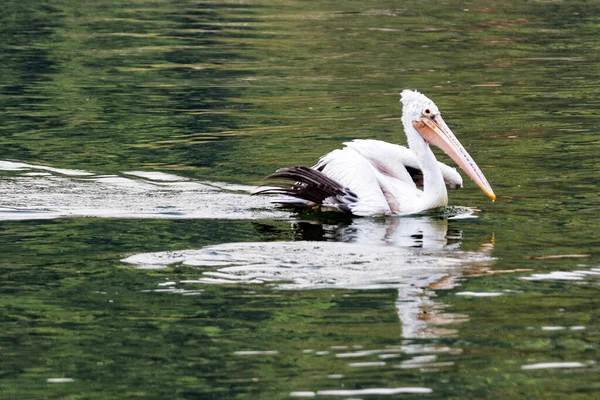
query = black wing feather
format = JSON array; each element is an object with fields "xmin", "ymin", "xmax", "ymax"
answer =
[{"xmin": 254, "ymin": 166, "xmax": 357, "ymax": 213}]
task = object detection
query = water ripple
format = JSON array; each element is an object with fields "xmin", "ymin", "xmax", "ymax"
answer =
[
  {"xmin": 124, "ymin": 239, "xmax": 494, "ymax": 341},
  {"xmin": 122, "ymin": 241, "xmax": 493, "ymax": 290},
  {"xmin": 522, "ymin": 362, "xmax": 586, "ymax": 370},
  {"xmin": 0, "ymin": 160, "xmax": 284, "ymax": 220},
  {"xmin": 316, "ymin": 387, "xmax": 433, "ymax": 395},
  {"xmin": 522, "ymin": 267, "xmax": 600, "ymax": 281}
]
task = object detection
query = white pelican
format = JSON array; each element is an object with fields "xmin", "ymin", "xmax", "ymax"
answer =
[{"xmin": 256, "ymin": 90, "xmax": 496, "ymax": 216}]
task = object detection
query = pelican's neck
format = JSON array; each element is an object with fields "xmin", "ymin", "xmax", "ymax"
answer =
[{"xmin": 402, "ymin": 117, "xmax": 448, "ymax": 208}]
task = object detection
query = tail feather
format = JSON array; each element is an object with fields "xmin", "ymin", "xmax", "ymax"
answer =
[{"xmin": 254, "ymin": 166, "xmax": 357, "ymax": 213}]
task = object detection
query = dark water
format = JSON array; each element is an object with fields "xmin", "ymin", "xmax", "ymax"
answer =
[{"xmin": 1, "ymin": 0, "xmax": 599, "ymax": 398}]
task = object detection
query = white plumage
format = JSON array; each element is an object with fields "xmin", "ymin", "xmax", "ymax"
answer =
[
  {"xmin": 314, "ymin": 139, "xmax": 463, "ymax": 216},
  {"xmin": 256, "ymin": 90, "xmax": 495, "ymax": 216}
]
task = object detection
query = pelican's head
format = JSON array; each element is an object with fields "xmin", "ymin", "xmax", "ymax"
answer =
[
  {"xmin": 400, "ymin": 89, "xmax": 496, "ymax": 201},
  {"xmin": 400, "ymin": 89, "xmax": 441, "ymax": 122}
]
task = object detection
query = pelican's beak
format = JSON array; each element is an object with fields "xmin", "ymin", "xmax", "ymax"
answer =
[{"xmin": 413, "ymin": 117, "xmax": 496, "ymax": 201}]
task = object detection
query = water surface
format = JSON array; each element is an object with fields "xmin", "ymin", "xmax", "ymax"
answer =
[{"xmin": 1, "ymin": 0, "xmax": 599, "ymax": 399}]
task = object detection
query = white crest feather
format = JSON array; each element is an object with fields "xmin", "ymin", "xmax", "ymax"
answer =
[{"xmin": 400, "ymin": 89, "xmax": 431, "ymax": 106}]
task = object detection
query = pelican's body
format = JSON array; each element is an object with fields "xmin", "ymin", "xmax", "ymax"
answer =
[{"xmin": 256, "ymin": 90, "xmax": 495, "ymax": 216}]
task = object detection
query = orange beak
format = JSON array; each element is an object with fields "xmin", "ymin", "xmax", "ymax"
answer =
[{"xmin": 413, "ymin": 117, "xmax": 496, "ymax": 201}]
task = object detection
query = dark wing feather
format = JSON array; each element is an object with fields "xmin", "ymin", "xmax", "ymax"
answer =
[
  {"xmin": 254, "ymin": 166, "xmax": 358, "ymax": 213},
  {"xmin": 405, "ymin": 166, "xmax": 424, "ymax": 189},
  {"xmin": 405, "ymin": 165, "xmax": 461, "ymax": 190}
]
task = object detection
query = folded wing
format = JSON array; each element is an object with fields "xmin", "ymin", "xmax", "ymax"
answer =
[{"xmin": 255, "ymin": 139, "xmax": 464, "ymax": 216}]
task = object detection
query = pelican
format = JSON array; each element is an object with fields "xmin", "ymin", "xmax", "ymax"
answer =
[{"xmin": 255, "ymin": 90, "xmax": 495, "ymax": 216}]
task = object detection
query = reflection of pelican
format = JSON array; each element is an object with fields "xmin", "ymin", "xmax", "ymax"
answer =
[
  {"xmin": 123, "ymin": 215, "xmax": 494, "ymax": 342},
  {"xmin": 256, "ymin": 90, "xmax": 495, "ymax": 216},
  {"xmin": 291, "ymin": 216, "xmax": 463, "ymax": 250}
]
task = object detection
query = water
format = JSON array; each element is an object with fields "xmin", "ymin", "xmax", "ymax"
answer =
[{"xmin": 1, "ymin": 0, "xmax": 599, "ymax": 398}]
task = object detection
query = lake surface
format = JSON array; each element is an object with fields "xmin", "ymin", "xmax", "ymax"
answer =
[{"xmin": 1, "ymin": 0, "xmax": 599, "ymax": 398}]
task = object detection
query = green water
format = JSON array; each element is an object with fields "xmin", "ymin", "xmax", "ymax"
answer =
[{"xmin": 1, "ymin": 0, "xmax": 599, "ymax": 399}]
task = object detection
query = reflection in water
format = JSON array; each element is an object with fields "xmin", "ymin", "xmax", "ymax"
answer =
[
  {"xmin": 290, "ymin": 216, "xmax": 484, "ymax": 343},
  {"xmin": 0, "ymin": 1, "xmax": 254, "ymax": 173},
  {"xmin": 2, "ymin": 158, "xmax": 493, "ymax": 345},
  {"xmin": 123, "ymin": 215, "xmax": 494, "ymax": 345},
  {"xmin": 1, "ymin": 0, "xmax": 599, "ymax": 397},
  {"xmin": 291, "ymin": 215, "xmax": 466, "ymax": 249}
]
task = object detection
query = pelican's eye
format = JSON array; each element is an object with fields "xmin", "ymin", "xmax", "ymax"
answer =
[{"xmin": 423, "ymin": 108, "xmax": 432, "ymax": 116}]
